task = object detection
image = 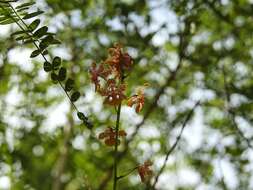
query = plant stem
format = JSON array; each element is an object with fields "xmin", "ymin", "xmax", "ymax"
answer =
[
  {"xmin": 113, "ymin": 103, "xmax": 122, "ymax": 190},
  {"xmin": 151, "ymin": 101, "xmax": 200, "ymax": 189}
]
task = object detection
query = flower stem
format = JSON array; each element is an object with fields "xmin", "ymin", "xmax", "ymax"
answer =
[{"xmin": 113, "ymin": 103, "xmax": 122, "ymax": 190}]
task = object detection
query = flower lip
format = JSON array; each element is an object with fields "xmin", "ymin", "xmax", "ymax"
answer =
[
  {"xmin": 137, "ymin": 160, "xmax": 153, "ymax": 183},
  {"xmin": 127, "ymin": 85, "xmax": 147, "ymax": 113},
  {"xmin": 98, "ymin": 127, "xmax": 127, "ymax": 146},
  {"xmin": 90, "ymin": 62, "xmax": 110, "ymax": 92}
]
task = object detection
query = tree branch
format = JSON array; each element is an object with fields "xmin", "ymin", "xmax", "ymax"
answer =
[
  {"xmin": 151, "ymin": 101, "xmax": 200, "ymax": 189},
  {"xmin": 117, "ymin": 166, "xmax": 138, "ymax": 180},
  {"xmin": 222, "ymin": 67, "xmax": 253, "ymax": 150}
]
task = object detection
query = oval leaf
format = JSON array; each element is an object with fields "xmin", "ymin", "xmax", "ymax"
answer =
[
  {"xmin": 65, "ymin": 78, "xmax": 74, "ymax": 92},
  {"xmin": 52, "ymin": 56, "xmax": 61, "ymax": 70},
  {"xmin": 0, "ymin": 18, "xmax": 15, "ymax": 25},
  {"xmin": 33, "ymin": 26, "xmax": 48, "ymax": 38},
  {"xmin": 42, "ymin": 50, "xmax": 48, "ymax": 55},
  {"xmin": 41, "ymin": 35, "xmax": 54, "ymax": 43},
  {"xmin": 43, "ymin": 61, "xmax": 52, "ymax": 72},
  {"xmin": 24, "ymin": 39, "xmax": 33, "ymax": 44},
  {"xmin": 11, "ymin": 30, "xmax": 28, "ymax": 37},
  {"xmin": 39, "ymin": 42, "xmax": 48, "ymax": 51},
  {"xmin": 30, "ymin": 49, "xmax": 40, "ymax": 58},
  {"xmin": 58, "ymin": 67, "xmax": 67, "ymax": 81},
  {"xmin": 16, "ymin": 2, "xmax": 36, "ymax": 10},
  {"xmin": 71, "ymin": 91, "xmax": 80, "ymax": 102},
  {"xmin": 51, "ymin": 73, "xmax": 58, "ymax": 81},
  {"xmin": 51, "ymin": 39, "xmax": 61, "ymax": 45},
  {"xmin": 40, "ymin": 35, "xmax": 54, "ymax": 48},
  {"xmin": 29, "ymin": 19, "xmax": 40, "ymax": 31},
  {"xmin": 23, "ymin": 10, "xmax": 44, "ymax": 20},
  {"xmin": 77, "ymin": 112, "xmax": 87, "ymax": 121},
  {"xmin": 15, "ymin": 35, "xmax": 31, "ymax": 41}
]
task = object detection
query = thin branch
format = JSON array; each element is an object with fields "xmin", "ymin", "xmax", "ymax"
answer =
[
  {"xmin": 222, "ymin": 67, "xmax": 253, "ymax": 149},
  {"xmin": 205, "ymin": 0, "xmax": 231, "ymax": 25},
  {"xmin": 151, "ymin": 101, "xmax": 200, "ymax": 189},
  {"xmin": 205, "ymin": 0, "xmax": 243, "ymax": 44},
  {"xmin": 117, "ymin": 166, "xmax": 138, "ymax": 180},
  {"xmin": 193, "ymin": 0, "xmax": 252, "ymax": 150}
]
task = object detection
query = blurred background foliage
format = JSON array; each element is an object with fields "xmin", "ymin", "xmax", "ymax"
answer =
[{"xmin": 1, "ymin": 0, "xmax": 253, "ymax": 189}]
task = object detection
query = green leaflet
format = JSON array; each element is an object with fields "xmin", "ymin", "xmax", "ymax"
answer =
[
  {"xmin": 28, "ymin": 19, "xmax": 40, "ymax": 31},
  {"xmin": 23, "ymin": 10, "xmax": 44, "ymax": 20},
  {"xmin": 33, "ymin": 26, "xmax": 48, "ymax": 38},
  {"xmin": 71, "ymin": 91, "xmax": 81, "ymax": 102}
]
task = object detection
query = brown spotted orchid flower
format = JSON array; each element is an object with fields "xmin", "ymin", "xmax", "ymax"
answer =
[
  {"xmin": 105, "ymin": 44, "xmax": 122, "ymax": 74},
  {"xmin": 121, "ymin": 52, "xmax": 133, "ymax": 70},
  {"xmin": 127, "ymin": 86, "xmax": 146, "ymax": 113},
  {"xmin": 105, "ymin": 44, "xmax": 133, "ymax": 77},
  {"xmin": 98, "ymin": 127, "xmax": 127, "ymax": 146},
  {"xmin": 101, "ymin": 79, "xmax": 126, "ymax": 106},
  {"xmin": 90, "ymin": 62, "xmax": 110, "ymax": 92},
  {"xmin": 137, "ymin": 160, "xmax": 153, "ymax": 183}
]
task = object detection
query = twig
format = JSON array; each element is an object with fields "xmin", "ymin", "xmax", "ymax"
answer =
[
  {"xmin": 151, "ymin": 101, "xmax": 200, "ymax": 189},
  {"xmin": 222, "ymin": 67, "xmax": 253, "ymax": 149},
  {"xmin": 117, "ymin": 166, "xmax": 138, "ymax": 180},
  {"xmin": 205, "ymin": 1, "xmax": 231, "ymax": 24},
  {"xmin": 205, "ymin": 0, "xmax": 242, "ymax": 43}
]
